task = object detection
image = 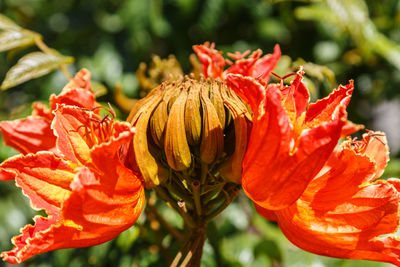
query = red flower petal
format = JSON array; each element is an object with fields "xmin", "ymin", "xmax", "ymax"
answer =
[
  {"xmin": 52, "ymin": 105, "xmax": 133, "ymax": 167},
  {"xmin": 193, "ymin": 43, "xmax": 280, "ymax": 82},
  {"xmin": 50, "ymin": 69, "xmax": 96, "ymax": 111},
  {"xmin": 305, "ymin": 81, "xmax": 354, "ymax": 126},
  {"xmin": 0, "ymin": 117, "xmax": 57, "ymax": 155},
  {"xmin": 69, "ymin": 68, "xmax": 92, "ymax": 90},
  {"xmin": 351, "ymin": 131, "xmax": 389, "ymax": 180},
  {"xmin": 0, "ymin": 153, "xmax": 144, "ymax": 263},
  {"xmin": 254, "ymin": 204, "xmax": 277, "ymax": 222},
  {"xmin": 62, "ymin": 166, "xmax": 144, "ymax": 242},
  {"xmin": 2, "ymin": 215, "xmax": 65, "ymax": 264},
  {"xmin": 32, "ymin": 102, "xmax": 52, "ymax": 121},
  {"xmin": 340, "ymin": 120, "xmax": 364, "ymax": 137},
  {"xmin": 90, "ymin": 122, "xmax": 137, "ymax": 186},
  {"xmin": 51, "ymin": 105, "xmax": 94, "ymax": 164},
  {"xmin": 0, "ymin": 152, "xmax": 75, "ymax": 214},
  {"xmin": 224, "ymin": 50, "xmax": 262, "ymax": 78},
  {"xmin": 279, "ymin": 68, "xmax": 309, "ymax": 119},
  {"xmin": 51, "ymin": 103, "xmax": 139, "ymax": 186},
  {"xmin": 249, "ymin": 44, "xmax": 281, "ymax": 82},
  {"xmin": 228, "ymin": 73, "xmax": 351, "ymax": 210},
  {"xmin": 50, "ymin": 88, "xmax": 98, "ymax": 112},
  {"xmin": 193, "ymin": 42, "xmax": 225, "ymax": 78},
  {"xmin": 240, "ymin": 84, "xmax": 293, "ymax": 209},
  {"xmin": 225, "ymin": 74, "xmax": 266, "ymax": 113},
  {"xmin": 244, "ymin": 96, "xmax": 346, "ymax": 209},
  {"xmin": 271, "ymin": 135, "xmax": 400, "ymax": 266},
  {"xmin": 364, "ymin": 134, "xmax": 389, "ymax": 180}
]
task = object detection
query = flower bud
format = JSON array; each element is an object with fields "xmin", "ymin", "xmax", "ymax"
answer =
[
  {"xmin": 165, "ymin": 83, "xmax": 192, "ymax": 171},
  {"xmin": 128, "ymin": 85, "xmax": 168, "ymax": 188},
  {"xmin": 199, "ymin": 81, "xmax": 224, "ymax": 164},
  {"xmin": 185, "ymin": 81, "xmax": 202, "ymax": 145},
  {"xmin": 128, "ymin": 76, "xmax": 252, "ymax": 188}
]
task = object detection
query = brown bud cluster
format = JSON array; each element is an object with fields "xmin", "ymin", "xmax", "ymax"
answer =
[
  {"xmin": 136, "ymin": 55, "xmax": 184, "ymax": 97},
  {"xmin": 128, "ymin": 77, "xmax": 252, "ymax": 188}
]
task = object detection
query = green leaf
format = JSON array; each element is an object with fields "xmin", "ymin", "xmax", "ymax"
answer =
[
  {"xmin": 254, "ymin": 240, "xmax": 282, "ymax": 263},
  {"xmin": 1, "ymin": 51, "xmax": 74, "ymax": 90},
  {"xmin": 0, "ymin": 29, "xmax": 40, "ymax": 53},
  {"xmin": 0, "ymin": 14, "xmax": 21, "ymax": 30}
]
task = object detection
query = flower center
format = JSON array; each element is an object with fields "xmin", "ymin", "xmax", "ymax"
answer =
[{"xmin": 79, "ymin": 107, "xmax": 115, "ymax": 148}]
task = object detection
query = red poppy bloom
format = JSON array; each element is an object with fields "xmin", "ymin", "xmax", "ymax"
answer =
[{"xmin": 0, "ymin": 72, "xmax": 144, "ymax": 263}]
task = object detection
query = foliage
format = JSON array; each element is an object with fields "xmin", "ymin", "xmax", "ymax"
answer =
[{"xmin": 0, "ymin": 14, "xmax": 73, "ymax": 90}]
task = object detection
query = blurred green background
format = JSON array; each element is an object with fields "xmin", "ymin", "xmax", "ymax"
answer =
[{"xmin": 1, "ymin": 0, "xmax": 400, "ymax": 266}]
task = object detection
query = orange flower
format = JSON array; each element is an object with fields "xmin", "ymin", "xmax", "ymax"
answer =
[
  {"xmin": 0, "ymin": 72, "xmax": 144, "ymax": 263},
  {"xmin": 194, "ymin": 43, "xmax": 400, "ymax": 265},
  {"xmin": 227, "ymin": 69, "xmax": 353, "ymax": 209},
  {"xmin": 257, "ymin": 133, "xmax": 400, "ymax": 265}
]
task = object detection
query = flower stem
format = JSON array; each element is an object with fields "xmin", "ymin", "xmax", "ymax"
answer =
[
  {"xmin": 170, "ymin": 224, "xmax": 207, "ymax": 267},
  {"xmin": 34, "ymin": 36, "xmax": 52, "ymax": 54},
  {"xmin": 146, "ymin": 198, "xmax": 184, "ymax": 241},
  {"xmin": 59, "ymin": 64, "xmax": 72, "ymax": 80},
  {"xmin": 200, "ymin": 162, "xmax": 208, "ymax": 188},
  {"xmin": 155, "ymin": 187, "xmax": 195, "ymax": 228},
  {"xmin": 205, "ymin": 185, "xmax": 240, "ymax": 222},
  {"xmin": 192, "ymin": 180, "xmax": 202, "ymax": 216},
  {"xmin": 165, "ymin": 180, "xmax": 194, "ymax": 209},
  {"xmin": 34, "ymin": 36, "xmax": 72, "ymax": 80}
]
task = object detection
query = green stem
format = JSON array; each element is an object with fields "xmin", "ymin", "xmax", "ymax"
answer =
[
  {"xmin": 200, "ymin": 162, "xmax": 208, "ymax": 188},
  {"xmin": 205, "ymin": 186, "xmax": 240, "ymax": 222},
  {"xmin": 191, "ymin": 180, "xmax": 202, "ymax": 216},
  {"xmin": 34, "ymin": 36, "xmax": 72, "ymax": 79},
  {"xmin": 201, "ymin": 182, "xmax": 225, "ymax": 203},
  {"xmin": 204, "ymin": 190, "xmax": 225, "ymax": 212},
  {"xmin": 34, "ymin": 36, "xmax": 52, "ymax": 54},
  {"xmin": 165, "ymin": 180, "xmax": 194, "ymax": 209},
  {"xmin": 201, "ymin": 181, "xmax": 225, "ymax": 195},
  {"xmin": 155, "ymin": 187, "xmax": 195, "ymax": 228}
]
